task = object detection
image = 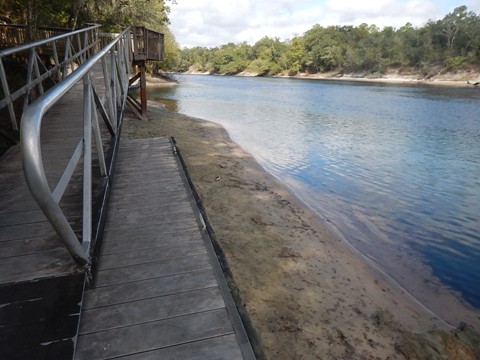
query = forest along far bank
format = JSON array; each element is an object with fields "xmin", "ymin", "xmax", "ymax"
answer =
[
  {"xmin": 174, "ymin": 5, "xmax": 480, "ymax": 85},
  {"xmin": 122, "ymin": 91, "xmax": 480, "ymax": 359}
]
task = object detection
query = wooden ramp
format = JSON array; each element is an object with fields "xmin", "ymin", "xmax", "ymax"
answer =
[{"xmin": 75, "ymin": 137, "xmax": 255, "ymax": 359}]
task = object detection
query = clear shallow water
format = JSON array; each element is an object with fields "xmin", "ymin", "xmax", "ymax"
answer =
[{"xmin": 149, "ymin": 75, "xmax": 480, "ymax": 309}]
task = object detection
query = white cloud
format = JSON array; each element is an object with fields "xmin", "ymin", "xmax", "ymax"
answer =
[{"xmin": 167, "ymin": 0, "xmax": 476, "ymax": 48}]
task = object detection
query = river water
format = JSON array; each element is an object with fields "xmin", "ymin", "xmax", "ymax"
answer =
[{"xmin": 148, "ymin": 75, "xmax": 480, "ymax": 310}]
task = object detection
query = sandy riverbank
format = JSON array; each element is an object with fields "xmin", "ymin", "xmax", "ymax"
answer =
[
  {"xmin": 288, "ymin": 69, "xmax": 480, "ymax": 88},
  {"xmin": 183, "ymin": 68, "xmax": 480, "ymax": 88},
  {"xmin": 121, "ymin": 100, "xmax": 480, "ymax": 359}
]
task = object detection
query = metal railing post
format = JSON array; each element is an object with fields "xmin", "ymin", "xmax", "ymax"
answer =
[
  {"xmin": 82, "ymin": 73, "xmax": 92, "ymax": 254},
  {"xmin": 0, "ymin": 60, "xmax": 17, "ymax": 130}
]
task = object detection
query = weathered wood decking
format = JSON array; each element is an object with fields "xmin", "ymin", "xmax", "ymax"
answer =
[{"xmin": 75, "ymin": 137, "xmax": 254, "ymax": 359}]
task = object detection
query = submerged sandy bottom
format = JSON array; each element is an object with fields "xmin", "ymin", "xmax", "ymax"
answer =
[{"xmin": 122, "ymin": 101, "xmax": 480, "ymax": 359}]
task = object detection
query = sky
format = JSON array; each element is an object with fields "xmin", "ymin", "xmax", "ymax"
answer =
[{"xmin": 167, "ymin": 0, "xmax": 480, "ymax": 48}]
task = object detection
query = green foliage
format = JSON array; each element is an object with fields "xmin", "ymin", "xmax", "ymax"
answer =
[
  {"xmin": 176, "ymin": 5, "xmax": 480, "ymax": 76},
  {"xmin": 1, "ymin": 0, "xmax": 180, "ymax": 75},
  {"xmin": 283, "ymin": 37, "xmax": 306, "ymax": 74},
  {"xmin": 245, "ymin": 58, "xmax": 271, "ymax": 75},
  {"xmin": 0, "ymin": 0, "xmax": 75, "ymax": 37},
  {"xmin": 0, "ymin": 0, "xmax": 171, "ymax": 31},
  {"xmin": 445, "ymin": 56, "xmax": 467, "ymax": 69},
  {"xmin": 81, "ymin": 0, "xmax": 170, "ymax": 32},
  {"xmin": 212, "ymin": 43, "xmax": 251, "ymax": 74}
]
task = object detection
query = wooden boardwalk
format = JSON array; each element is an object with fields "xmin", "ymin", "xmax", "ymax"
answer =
[
  {"xmin": 0, "ymin": 64, "xmax": 255, "ymax": 357},
  {"xmin": 75, "ymin": 137, "xmax": 254, "ymax": 359}
]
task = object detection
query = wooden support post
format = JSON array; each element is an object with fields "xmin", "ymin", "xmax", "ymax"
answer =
[
  {"xmin": 139, "ymin": 61, "xmax": 147, "ymax": 118},
  {"xmin": 126, "ymin": 62, "xmax": 148, "ymax": 121}
]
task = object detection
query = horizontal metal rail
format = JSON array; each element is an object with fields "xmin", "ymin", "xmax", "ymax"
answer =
[
  {"xmin": 0, "ymin": 25, "xmax": 101, "ymax": 131},
  {"xmin": 0, "ymin": 24, "xmax": 74, "ymax": 49},
  {"xmin": 21, "ymin": 28, "xmax": 132, "ymax": 266}
]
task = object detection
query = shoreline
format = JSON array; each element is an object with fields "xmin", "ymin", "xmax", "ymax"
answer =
[
  {"xmin": 175, "ymin": 70, "xmax": 480, "ymax": 88},
  {"xmin": 275, "ymin": 175, "xmax": 480, "ymax": 331},
  {"xmin": 287, "ymin": 71, "xmax": 480, "ymax": 88},
  {"xmin": 122, "ymin": 100, "xmax": 480, "ymax": 359}
]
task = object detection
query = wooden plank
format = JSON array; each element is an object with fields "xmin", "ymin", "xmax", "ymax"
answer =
[
  {"xmin": 115, "ymin": 151, "xmax": 177, "ymax": 161},
  {"xmin": 116, "ymin": 152, "xmax": 174, "ymax": 161},
  {"xmin": 103, "ymin": 182, "xmax": 186, "ymax": 198},
  {"xmin": 107, "ymin": 191, "xmax": 189, "ymax": 207},
  {"xmin": 100, "ymin": 228, "xmax": 202, "ymax": 255},
  {"xmin": 95, "ymin": 253, "xmax": 212, "ymax": 287},
  {"xmin": 118, "ymin": 137, "xmax": 171, "ymax": 148},
  {"xmin": 107, "ymin": 190, "xmax": 188, "ymax": 207},
  {"xmin": 115, "ymin": 155, "xmax": 178, "ymax": 166},
  {"xmin": 0, "ymin": 221, "xmax": 59, "ymax": 242},
  {"xmin": 116, "ymin": 335, "xmax": 244, "ymax": 360},
  {"xmin": 0, "ymin": 249, "xmax": 76, "ymax": 283},
  {"xmin": 0, "ymin": 209, "xmax": 47, "ymax": 226},
  {"xmin": 98, "ymin": 241, "xmax": 206, "ymax": 270},
  {"xmin": 111, "ymin": 172, "xmax": 182, "ymax": 187},
  {"xmin": 113, "ymin": 161, "xmax": 179, "ymax": 173},
  {"xmin": 79, "ymin": 287, "xmax": 225, "ymax": 334},
  {"xmin": 75, "ymin": 309, "xmax": 234, "ymax": 360},
  {"xmin": 83, "ymin": 269, "xmax": 218, "ymax": 309},
  {"xmin": 104, "ymin": 206, "xmax": 194, "ymax": 229},
  {"xmin": 106, "ymin": 196, "xmax": 191, "ymax": 212},
  {"xmin": 102, "ymin": 220, "xmax": 199, "ymax": 241},
  {"xmin": 0, "ymin": 235, "xmax": 63, "ymax": 259}
]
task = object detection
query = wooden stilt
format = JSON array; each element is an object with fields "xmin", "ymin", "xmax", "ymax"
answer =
[{"xmin": 139, "ymin": 61, "xmax": 147, "ymax": 118}]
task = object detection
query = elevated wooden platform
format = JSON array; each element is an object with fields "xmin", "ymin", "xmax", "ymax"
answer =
[
  {"xmin": 0, "ymin": 78, "xmax": 90, "ymax": 359},
  {"xmin": 0, "ymin": 85, "xmax": 84, "ymax": 284},
  {"xmin": 75, "ymin": 137, "xmax": 254, "ymax": 359}
]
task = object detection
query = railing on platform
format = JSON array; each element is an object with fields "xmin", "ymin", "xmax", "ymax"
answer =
[
  {"xmin": 0, "ymin": 24, "xmax": 72, "ymax": 47},
  {"xmin": 0, "ymin": 25, "xmax": 101, "ymax": 132},
  {"xmin": 21, "ymin": 28, "xmax": 132, "ymax": 266}
]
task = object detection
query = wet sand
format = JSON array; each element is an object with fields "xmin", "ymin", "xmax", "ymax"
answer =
[{"xmin": 121, "ymin": 100, "xmax": 480, "ymax": 359}]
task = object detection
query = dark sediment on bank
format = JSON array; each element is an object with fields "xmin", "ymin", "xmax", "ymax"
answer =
[{"xmin": 122, "ymin": 102, "xmax": 480, "ymax": 359}]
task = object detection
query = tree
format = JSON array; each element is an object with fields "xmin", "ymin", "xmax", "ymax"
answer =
[
  {"xmin": 249, "ymin": 37, "xmax": 285, "ymax": 75},
  {"xmin": 81, "ymin": 0, "xmax": 170, "ymax": 32},
  {"xmin": 442, "ymin": 5, "xmax": 469, "ymax": 51},
  {"xmin": 0, "ymin": 0, "xmax": 172, "ymax": 33},
  {"xmin": 1, "ymin": 0, "xmax": 74, "ymax": 40},
  {"xmin": 283, "ymin": 36, "xmax": 306, "ymax": 74},
  {"xmin": 175, "ymin": 6, "xmax": 480, "ymax": 75},
  {"xmin": 212, "ymin": 43, "xmax": 251, "ymax": 74}
]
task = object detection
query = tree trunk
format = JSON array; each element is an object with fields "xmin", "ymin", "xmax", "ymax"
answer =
[{"xmin": 25, "ymin": 0, "xmax": 35, "ymax": 43}]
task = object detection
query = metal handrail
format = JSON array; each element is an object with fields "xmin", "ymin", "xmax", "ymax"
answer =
[
  {"xmin": 0, "ymin": 24, "xmax": 73, "ymax": 46},
  {"xmin": 21, "ymin": 28, "xmax": 132, "ymax": 266},
  {"xmin": 0, "ymin": 25, "xmax": 101, "ymax": 131}
]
